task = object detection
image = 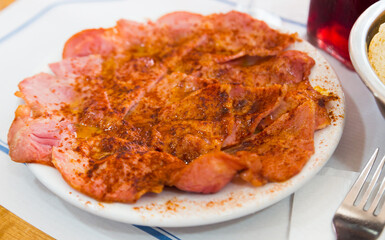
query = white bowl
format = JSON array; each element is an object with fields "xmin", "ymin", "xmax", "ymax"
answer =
[{"xmin": 349, "ymin": 1, "xmax": 385, "ymax": 116}]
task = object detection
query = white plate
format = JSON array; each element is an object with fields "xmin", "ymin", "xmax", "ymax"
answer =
[{"xmin": 5, "ymin": 0, "xmax": 344, "ymax": 227}]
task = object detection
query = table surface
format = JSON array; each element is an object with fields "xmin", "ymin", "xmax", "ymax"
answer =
[
  {"xmin": 1, "ymin": 0, "xmax": 385, "ymax": 239},
  {"xmin": 0, "ymin": 205, "xmax": 53, "ymax": 239}
]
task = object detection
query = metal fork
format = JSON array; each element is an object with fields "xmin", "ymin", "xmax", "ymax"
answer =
[{"xmin": 333, "ymin": 148, "xmax": 385, "ymax": 240}]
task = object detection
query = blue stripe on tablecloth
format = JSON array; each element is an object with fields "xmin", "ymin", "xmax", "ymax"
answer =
[
  {"xmin": 133, "ymin": 225, "xmax": 174, "ymax": 240},
  {"xmin": 156, "ymin": 227, "xmax": 182, "ymax": 240},
  {"xmin": 214, "ymin": 0, "xmax": 237, "ymax": 6},
  {"xmin": 0, "ymin": 142, "xmax": 9, "ymax": 154},
  {"xmin": 281, "ymin": 16, "xmax": 306, "ymax": 28}
]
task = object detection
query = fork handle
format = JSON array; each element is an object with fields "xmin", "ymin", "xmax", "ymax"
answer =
[{"xmin": 334, "ymin": 218, "xmax": 379, "ymax": 240}]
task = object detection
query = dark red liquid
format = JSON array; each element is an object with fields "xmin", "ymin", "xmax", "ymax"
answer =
[{"xmin": 307, "ymin": 0, "xmax": 378, "ymax": 69}]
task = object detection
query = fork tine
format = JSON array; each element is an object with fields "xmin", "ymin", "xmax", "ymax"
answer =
[
  {"xmin": 370, "ymin": 169, "xmax": 385, "ymax": 215},
  {"xmin": 359, "ymin": 153, "xmax": 385, "ymax": 209},
  {"xmin": 368, "ymin": 154, "xmax": 385, "ymax": 213},
  {"xmin": 343, "ymin": 148, "xmax": 379, "ymax": 206},
  {"xmin": 377, "ymin": 181, "xmax": 385, "ymax": 219}
]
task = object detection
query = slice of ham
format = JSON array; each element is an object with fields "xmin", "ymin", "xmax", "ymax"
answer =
[
  {"xmin": 162, "ymin": 34, "xmax": 209, "ymax": 70},
  {"xmin": 203, "ymin": 11, "xmax": 298, "ymax": 60},
  {"xmin": 258, "ymin": 80, "xmax": 333, "ymax": 131},
  {"xmin": 62, "ymin": 28, "xmax": 116, "ymax": 59},
  {"xmin": 156, "ymin": 11, "xmax": 203, "ymax": 41},
  {"xmin": 16, "ymin": 73, "xmax": 75, "ymax": 115},
  {"xmin": 62, "ymin": 19, "xmax": 151, "ymax": 59},
  {"xmin": 151, "ymin": 120, "xmax": 230, "ymax": 163},
  {"xmin": 228, "ymin": 100, "xmax": 316, "ymax": 183},
  {"xmin": 9, "ymin": 73, "xmax": 76, "ymax": 165},
  {"xmin": 104, "ymin": 56, "xmax": 167, "ymax": 117},
  {"xmin": 258, "ymin": 101, "xmax": 316, "ymax": 182},
  {"xmin": 115, "ymin": 19, "xmax": 151, "ymax": 48},
  {"xmin": 235, "ymin": 151, "xmax": 265, "ymax": 187},
  {"xmin": 7, "ymin": 105, "xmax": 69, "ymax": 166},
  {"xmin": 158, "ymin": 84, "xmax": 232, "ymax": 122},
  {"xmin": 176, "ymin": 50, "xmax": 315, "ymax": 88},
  {"xmin": 268, "ymin": 50, "xmax": 316, "ymax": 84},
  {"xmin": 222, "ymin": 84, "xmax": 285, "ymax": 147},
  {"xmin": 155, "ymin": 84, "xmax": 234, "ymax": 161},
  {"xmin": 62, "ymin": 10, "xmax": 298, "ymax": 62},
  {"xmin": 52, "ymin": 129, "xmax": 185, "ymax": 202},
  {"xmin": 126, "ymin": 72, "xmax": 217, "ymax": 125},
  {"xmin": 173, "ymin": 151, "xmax": 244, "ymax": 193},
  {"xmin": 157, "ymin": 84, "xmax": 285, "ymax": 152},
  {"xmin": 65, "ymin": 56, "xmax": 167, "ymax": 129},
  {"xmin": 49, "ymin": 55, "xmax": 103, "ymax": 80}
]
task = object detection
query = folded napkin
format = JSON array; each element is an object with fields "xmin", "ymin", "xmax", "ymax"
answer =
[{"xmin": 289, "ymin": 168, "xmax": 358, "ymax": 240}]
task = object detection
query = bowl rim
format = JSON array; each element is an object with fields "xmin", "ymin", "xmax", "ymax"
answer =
[{"xmin": 349, "ymin": 1, "xmax": 385, "ymax": 105}]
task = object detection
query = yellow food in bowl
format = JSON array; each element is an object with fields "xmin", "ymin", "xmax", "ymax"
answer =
[{"xmin": 369, "ymin": 23, "xmax": 385, "ymax": 83}]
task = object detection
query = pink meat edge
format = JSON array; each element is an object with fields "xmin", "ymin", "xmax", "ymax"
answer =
[
  {"xmin": 17, "ymin": 72, "xmax": 76, "ymax": 114},
  {"xmin": 174, "ymin": 151, "xmax": 244, "ymax": 194},
  {"xmin": 49, "ymin": 54, "xmax": 103, "ymax": 79},
  {"xmin": 8, "ymin": 105, "xmax": 69, "ymax": 166}
]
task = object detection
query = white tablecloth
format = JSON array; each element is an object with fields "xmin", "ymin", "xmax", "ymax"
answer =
[{"xmin": 1, "ymin": 0, "xmax": 384, "ymax": 239}]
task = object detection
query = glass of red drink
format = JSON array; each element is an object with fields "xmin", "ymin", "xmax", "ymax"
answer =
[{"xmin": 307, "ymin": 0, "xmax": 378, "ymax": 70}]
